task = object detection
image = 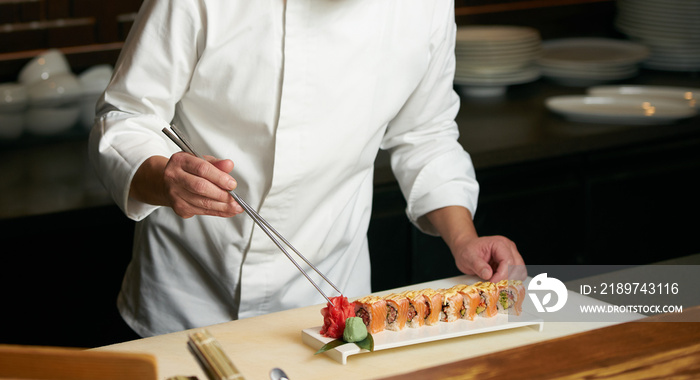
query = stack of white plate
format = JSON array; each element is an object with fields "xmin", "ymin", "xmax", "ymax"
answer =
[
  {"xmin": 537, "ymin": 38, "xmax": 649, "ymax": 86},
  {"xmin": 615, "ymin": 0, "xmax": 700, "ymax": 72},
  {"xmin": 454, "ymin": 25, "xmax": 541, "ymax": 97}
]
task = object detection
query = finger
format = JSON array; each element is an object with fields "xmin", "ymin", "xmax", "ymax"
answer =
[
  {"xmin": 488, "ymin": 238, "xmax": 523, "ymax": 282},
  {"xmin": 178, "ymin": 155, "xmax": 237, "ymax": 196},
  {"xmin": 202, "ymin": 155, "xmax": 235, "ymax": 174},
  {"xmin": 489, "ymin": 260, "xmax": 512, "ymax": 283},
  {"xmin": 211, "ymin": 159, "xmax": 235, "ymax": 175},
  {"xmin": 468, "ymin": 254, "xmax": 493, "ymax": 280},
  {"xmin": 165, "ymin": 154, "xmax": 240, "ymax": 214},
  {"xmin": 171, "ymin": 190, "xmax": 243, "ymax": 218}
]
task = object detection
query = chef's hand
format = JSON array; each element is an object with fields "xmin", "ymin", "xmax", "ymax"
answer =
[
  {"xmin": 450, "ymin": 235, "xmax": 526, "ymax": 283},
  {"xmin": 130, "ymin": 153, "xmax": 245, "ymax": 218},
  {"xmin": 425, "ymin": 206, "xmax": 526, "ymax": 283}
]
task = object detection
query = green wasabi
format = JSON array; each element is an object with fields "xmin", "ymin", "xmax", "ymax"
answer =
[{"xmin": 343, "ymin": 317, "xmax": 368, "ymax": 343}]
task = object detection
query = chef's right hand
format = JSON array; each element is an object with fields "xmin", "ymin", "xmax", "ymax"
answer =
[{"xmin": 130, "ymin": 153, "xmax": 245, "ymax": 218}]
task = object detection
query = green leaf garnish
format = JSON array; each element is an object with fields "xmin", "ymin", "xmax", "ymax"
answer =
[
  {"xmin": 315, "ymin": 339, "xmax": 346, "ymax": 355},
  {"xmin": 314, "ymin": 333, "xmax": 375, "ymax": 355},
  {"xmin": 355, "ymin": 333, "xmax": 374, "ymax": 352}
]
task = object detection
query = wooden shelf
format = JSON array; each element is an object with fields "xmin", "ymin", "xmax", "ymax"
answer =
[{"xmin": 455, "ymin": 0, "xmax": 612, "ymax": 15}]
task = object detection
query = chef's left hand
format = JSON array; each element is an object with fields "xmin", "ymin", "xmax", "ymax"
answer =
[
  {"xmin": 450, "ymin": 235, "xmax": 526, "ymax": 283},
  {"xmin": 425, "ymin": 206, "xmax": 526, "ymax": 283}
]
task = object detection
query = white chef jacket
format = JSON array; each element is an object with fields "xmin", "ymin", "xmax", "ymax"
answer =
[{"xmin": 89, "ymin": 0, "xmax": 479, "ymax": 337}]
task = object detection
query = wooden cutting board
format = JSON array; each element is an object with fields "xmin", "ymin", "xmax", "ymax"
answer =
[
  {"xmin": 380, "ymin": 306, "xmax": 700, "ymax": 379},
  {"xmin": 0, "ymin": 344, "xmax": 158, "ymax": 380}
]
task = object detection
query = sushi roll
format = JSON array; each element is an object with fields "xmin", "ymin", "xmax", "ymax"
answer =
[
  {"xmin": 472, "ymin": 282, "xmax": 498, "ymax": 318},
  {"xmin": 438, "ymin": 288, "xmax": 464, "ymax": 322},
  {"xmin": 496, "ymin": 279, "xmax": 525, "ymax": 315},
  {"xmin": 402, "ymin": 290, "xmax": 427, "ymax": 328},
  {"xmin": 354, "ymin": 295, "xmax": 387, "ymax": 334},
  {"xmin": 384, "ymin": 293, "xmax": 409, "ymax": 331},
  {"xmin": 417, "ymin": 289, "xmax": 443, "ymax": 326},
  {"xmin": 451, "ymin": 284, "xmax": 480, "ymax": 321}
]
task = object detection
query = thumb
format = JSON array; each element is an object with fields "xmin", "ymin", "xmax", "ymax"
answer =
[{"xmin": 469, "ymin": 255, "xmax": 492, "ymax": 280}]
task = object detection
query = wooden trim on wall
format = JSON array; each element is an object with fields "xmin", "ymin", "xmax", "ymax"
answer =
[
  {"xmin": 0, "ymin": 42, "xmax": 123, "ymax": 62},
  {"xmin": 456, "ymin": 0, "xmax": 613, "ymax": 16}
]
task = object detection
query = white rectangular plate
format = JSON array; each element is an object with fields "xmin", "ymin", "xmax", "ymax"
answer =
[{"xmin": 302, "ymin": 312, "xmax": 544, "ymax": 364}]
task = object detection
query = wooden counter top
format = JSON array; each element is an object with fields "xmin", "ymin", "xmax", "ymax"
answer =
[
  {"xmin": 93, "ymin": 275, "xmax": 644, "ymax": 380},
  {"xmin": 380, "ymin": 306, "xmax": 700, "ymax": 379}
]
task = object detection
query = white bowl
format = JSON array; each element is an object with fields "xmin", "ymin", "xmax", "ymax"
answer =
[
  {"xmin": 0, "ymin": 82, "xmax": 28, "ymax": 113},
  {"xmin": 25, "ymin": 105, "xmax": 80, "ymax": 136},
  {"xmin": 27, "ymin": 73, "xmax": 83, "ymax": 107},
  {"xmin": 0, "ymin": 112, "xmax": 24, "ymax": 140},
  {"xmin": 79, "ymin": 64, "xmax": 113, "ymax": 95},
  {"xmin": 18, "ymin": 49, "xmax": 72, "ymax": 85}
]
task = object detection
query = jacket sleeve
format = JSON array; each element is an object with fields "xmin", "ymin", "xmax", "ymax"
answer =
[
  {"xmin": 88, "ymin": 0, "xmax": 204, "ymax": 221},
  {"xmin": 380, "ymin": 0, "xmax": 479, "ymax": 236}
]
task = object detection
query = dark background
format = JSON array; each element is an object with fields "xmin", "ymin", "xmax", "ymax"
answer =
[{"xmin": 2, "ymin": 0, "xmax": 699, "ymax": 348}]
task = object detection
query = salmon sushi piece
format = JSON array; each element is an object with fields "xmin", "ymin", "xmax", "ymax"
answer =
[
  {"xmin": 354, "ymin": 295, "xmax": 387, "ymax": 334},
  {"xmin": 472, "ymin": 282, "xmax": 498, "ymax": 318},
  {"xmin": 496, "ymin": 280, "xmax": 525, "ymax": 316},
  {"xmin": 417, "ymin": 289, "xmax": 443, "ymax": 326},
  {"xmin": 451, "ymin": 284, "xmax": 480, "ymax": 321},
  {"xmin": 383, "ymin": 293, "xmax": 409, "ymax": 331},
  {"xmin": 402, "ymin": 290, "xmax": 427, "ymax": 328},
  {"xmin": 438, "ymin": 288, "xmax": 464, "ymax": 322}
]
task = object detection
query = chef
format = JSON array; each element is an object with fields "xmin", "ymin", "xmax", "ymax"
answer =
[{"xmin": 89, "ymin": 0, "xmax": 524, "ymax": 337}]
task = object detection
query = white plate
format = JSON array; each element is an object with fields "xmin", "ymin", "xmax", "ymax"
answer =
[
  {"xmin": 643, "ymin": 59, "xmax": 700, "ymax": 72},
  {"xmin": 540, "ymin": 66, "xmax": 638, "ymax": 87},
  {"xmin": 587, "ymin": 85, "xmax": 699, "ymax": 108},
  {"xmin": 456, "ymin": 25, "xmax": 540, "ymax": 44},
  {"xmin": 302, "ymin": 312, "xmax": 544, "ymax": 364},
  {"xmin": 545, "ymin": 95, "xmax": 697, "ymax": 125},
  {"xmin": 456, "ymin": 64, "xmax": 531, "ymax": 75},
  {"xmin": 455, "ymin": 40, "xmax": 541, "ymax": 52},
  {"xmin": 540, "ymin": 65, "xmax": 638, "ymax": 81},
  {"xmin": 616, "ymin": 19, "xmax": 700, "ymax": 42},
  {"xmin": 539, "ymin": 38, "xmax": 649, "ymax": 67},
  {"xmin": 454, "ymin": 67, "xmax": 540, "ymax": 86},
  {"xmin": 455, "ymin": 47, "xmax": 540, "ymax": 59}
]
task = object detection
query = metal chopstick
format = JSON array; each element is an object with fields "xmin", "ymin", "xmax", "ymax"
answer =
[{"xmin": 162, "ymin": 125, "xmax": 341, "ymax": 304}]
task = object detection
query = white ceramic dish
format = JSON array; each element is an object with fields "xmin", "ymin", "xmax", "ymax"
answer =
[
  {"xmin": 302, "ymin": 312, "xmax": 544, "ymax": 364},
  {"xmin": 456, "ymin": 85, "xmax": 509, "ymax": 98},
  {"xmin": 456, "ymin": 62, "xmax": 532, "ymax": 75},
  {"xmin": 540, "ymin": 66, "xmax": 638, "ymax": 86},
  {"xmin": 539, "ymin": 38, "xmax": 649, "ymax": 67},
  {"xmin": 455, "ymin": 66, "xmax": 540, "ymax": 85},
  {"xmin": 79, "ymin": 64, "xmax": 113, "ymax": 95},
  {"xmin": 545, "ymin": 95, "xmax": 697, "ymax": 125},
  {"xmin": 587, "ymin": 85, "xmax": 699, "ymax": 108},
  {"xmin": 615, "ymin": 0, "xmax": 700, "ymax": 71},
  {"xmin": 455, "ymin": 41, "xmax": 540, "ymax": 54},
  {"xmin": 27, "ymin": 73, "xmax": 82, "ymax": 107},
  {"xmin": 541, "ymin": 65, "xmax": 638, "ymax": 78},
  {"xmin": 456, "ymin": 25, "xmax": 540, "ymax": 45},
  {"xmin": 18, "ymin": 49, "xmax": 72, "ymax": 85},
  {"xmin": 0, "ymin": 82, "xmax": 28, "ymax": 112}
]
